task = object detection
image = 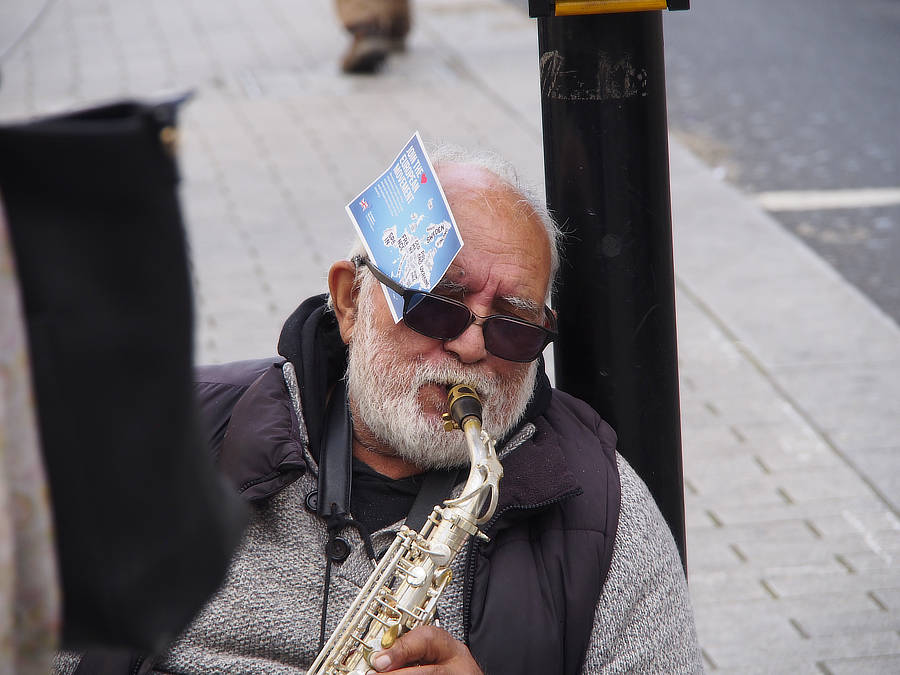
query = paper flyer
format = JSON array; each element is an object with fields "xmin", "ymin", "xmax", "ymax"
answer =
[{"xmin": 345, "ymin": 131, "xmax": 463, "ymax": 322}]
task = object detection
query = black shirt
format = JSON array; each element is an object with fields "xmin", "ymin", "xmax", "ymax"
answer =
[
  {"xmin": 350, "ymin": 458, "xmax": 461, "ymax": 537},
  {"xmin": 350, "ymin": 458, "xmax": 423, "ymax": 534}
]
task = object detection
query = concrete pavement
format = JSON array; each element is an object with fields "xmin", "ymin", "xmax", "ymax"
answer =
[{"xmin": 1, "ymin": 0, "xmax": 898, "ymax": 671}]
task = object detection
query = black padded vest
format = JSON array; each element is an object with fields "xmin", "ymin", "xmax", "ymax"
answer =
[{"xmin": 466, "ymin": 390, "xmax": 620, "ymax": 675}]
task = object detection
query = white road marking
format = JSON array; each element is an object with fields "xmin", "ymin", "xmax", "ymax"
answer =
[{"xmin": 755, "ymin": 188, "xmax": 900, "ymax": 212}]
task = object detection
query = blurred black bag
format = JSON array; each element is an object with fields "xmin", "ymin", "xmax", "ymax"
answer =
[{"xmin": 0, "ymin": 97, "xmax": 247, "ymax": 652}]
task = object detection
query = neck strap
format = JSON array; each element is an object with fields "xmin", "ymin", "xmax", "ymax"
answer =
[
  {"xmin": 319, "ymin": 380, "xmax": 461, "ymax": 533},
  {"xmin": 317, "ymin": 380, "xmax": 352, "ymax": 528}
]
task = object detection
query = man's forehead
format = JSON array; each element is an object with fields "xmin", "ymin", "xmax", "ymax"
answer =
[
  {"xmin": 442, "ymin": 263, "xmax": 466, "ymax": 282},
  {"xmin": 436, "ymin": 162, "xmax": 551, "ymax": 296},
  {"xmin": 437, "ymin": 263, "xmax": 543, "ymax": 312},
  {"xmin": 442, "ymin": 169, "xmax": 529, "ymax": 214}
]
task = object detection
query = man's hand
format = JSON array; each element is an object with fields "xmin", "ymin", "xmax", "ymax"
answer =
[{"xmin": 368, "ymin": 625, "xmax": 483, "ymax": 674}]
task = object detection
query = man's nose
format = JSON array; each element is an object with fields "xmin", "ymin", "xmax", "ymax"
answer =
[{"xmin": 443, "ymin": 317, "xmax": 488, "ymax": 364}]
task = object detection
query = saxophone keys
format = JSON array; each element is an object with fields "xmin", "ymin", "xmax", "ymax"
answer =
[
  {"xmin": 381, "ymin": 624, "xmax": 400, "ymax": 648},
  {"xmin": 435, "ymin": 568, "xmax": 452, "ymax": 587},
  {"xmin": 407, "ymin": 565, "xmax": 428, "ymax": 587},
  {"xmin": 428, "ymin": 542, "xmax": 452, "ymax": 566}
]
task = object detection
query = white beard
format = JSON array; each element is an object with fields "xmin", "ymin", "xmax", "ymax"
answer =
[{"xmin": 345, "ymin": 287, "xmax": 538, "ymax": 470}]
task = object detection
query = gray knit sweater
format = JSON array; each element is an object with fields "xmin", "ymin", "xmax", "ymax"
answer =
[{"xmin": 55, "ymin": 451, "xmax": 700, "ymax": 674}]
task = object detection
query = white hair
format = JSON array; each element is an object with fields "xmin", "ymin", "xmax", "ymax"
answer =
[{"xmin": 343, "ymin": 143, "xmax": 563, "ymax": 302}]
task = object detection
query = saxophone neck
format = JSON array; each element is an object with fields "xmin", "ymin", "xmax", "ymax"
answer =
[{"xmin": 442, "ymin": 385, "xmax": 503, "ymax": 525}]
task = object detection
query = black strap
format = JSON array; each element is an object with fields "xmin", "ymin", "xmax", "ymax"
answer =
[
  {"xmin": 317, "ymin": 380, "xmax": 352, "ymax": 527},
  {"xmin": 318, "ymin": 556, "xmax": 335, "ymax": 653},
  {"xmin": 318, "ymin": 379, "xmax": 459, "ymax": 533},
  {"xmin": 404, "ymin": 467, "xmax": 460, "ymax": 532}
]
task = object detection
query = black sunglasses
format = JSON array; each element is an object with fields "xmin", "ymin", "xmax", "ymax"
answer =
[{"xmin": 354, "ymin": 256, "xmax": 557, "ymax": 363}]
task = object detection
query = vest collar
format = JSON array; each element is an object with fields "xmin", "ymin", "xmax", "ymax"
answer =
[{"xmin": 492, "ymin": 403, "xmax": 582, "ymax": 522}]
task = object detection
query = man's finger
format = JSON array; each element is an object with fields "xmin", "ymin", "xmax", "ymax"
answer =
[{"xmin": 370, "ymin": 625, "xmax": 463, "ymax": 671}]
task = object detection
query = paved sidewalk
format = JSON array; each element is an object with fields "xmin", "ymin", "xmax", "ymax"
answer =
[{"xmin": 2, "ymin": 0, "xmax": 898, "ymax": 671}]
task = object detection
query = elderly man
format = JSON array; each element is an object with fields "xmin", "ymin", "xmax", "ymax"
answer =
[{"xmin": 56, "ymin": 150, "xmax": 701, "ymax": 674}]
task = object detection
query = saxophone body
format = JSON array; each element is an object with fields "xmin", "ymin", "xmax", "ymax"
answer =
[{"xmin": 308, "ymin": 385, "xmax": 502, "ymax": 675}]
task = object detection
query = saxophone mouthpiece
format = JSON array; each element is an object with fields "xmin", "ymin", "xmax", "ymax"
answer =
[{"xmin": 443, "ymin": 384, "xmax": 483, "ymax": 431}]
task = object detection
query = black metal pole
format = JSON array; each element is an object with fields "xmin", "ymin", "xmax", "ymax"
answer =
[{"xmin": 537, "ymin": 10, "xmax": 686, "ymax": 565}]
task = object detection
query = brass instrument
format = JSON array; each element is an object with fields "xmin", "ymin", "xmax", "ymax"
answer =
[{"xmin": 308, "ymin": 385, "xmax": 502, "ymax": 675}]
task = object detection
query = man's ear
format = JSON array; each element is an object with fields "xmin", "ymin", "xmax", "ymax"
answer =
[{"xmin": 328, "ymin": 260, "xmax": 359, "ymax": 344}]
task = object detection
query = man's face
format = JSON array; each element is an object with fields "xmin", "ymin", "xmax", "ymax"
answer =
[{"xmin": 345, "ymin": 164, "xmax": 552, "ymax": 469}]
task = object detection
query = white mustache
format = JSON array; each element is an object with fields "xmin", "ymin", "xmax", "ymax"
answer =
[{"xmin": 410, "ymin": 362, "xmax": 498, "ymax": 401}]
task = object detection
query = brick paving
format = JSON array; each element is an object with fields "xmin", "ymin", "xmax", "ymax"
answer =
[{"xmin": 2, "ymin": 0, "xmax": 898, "ymax": 671}]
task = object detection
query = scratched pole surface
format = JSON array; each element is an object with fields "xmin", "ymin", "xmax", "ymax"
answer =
[{"xmin": 539, "ymin": 10, "xmax": 686, "ymax": 565}]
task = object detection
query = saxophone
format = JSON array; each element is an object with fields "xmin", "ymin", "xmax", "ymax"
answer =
[{"xmin": 308, "ymin": 385, "xmax": 502, "ymax": 675}]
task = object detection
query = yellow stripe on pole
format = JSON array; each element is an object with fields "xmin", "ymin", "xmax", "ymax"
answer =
[{"xmin": 555, "ymin": 0, "xmax": 668, "ymax": 15}]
